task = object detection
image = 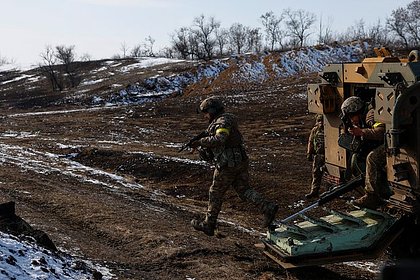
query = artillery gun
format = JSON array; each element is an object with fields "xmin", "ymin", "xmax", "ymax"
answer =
[{"xmin": 262, "ymin": 48, "xmax": 420, "ymax": 268}]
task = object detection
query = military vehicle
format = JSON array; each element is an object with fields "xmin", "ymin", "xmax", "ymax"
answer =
[{"xmin": 261, "ymin": 48, "xmax": 420, "ymax": 268}]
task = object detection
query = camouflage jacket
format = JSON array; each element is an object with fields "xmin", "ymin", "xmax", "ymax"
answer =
[
  {"xmin": 362, "ymin": 109, "xmax": 385, "ymax": 141},
  {"xmin": 357, "ymin": 108, "xmax": 385, "ymax": 157},
  {"xmin": 198, "ymin": 113, "xmax": 248, "ymax": 169},
  {"xmin": 307, "ymin": 123, "xmax": 324, "ymax": 155}
]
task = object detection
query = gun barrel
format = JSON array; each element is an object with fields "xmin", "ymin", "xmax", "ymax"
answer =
[
  {"xmin": 280, "ymin": 203, "xmax": 319, "ymax": 223},
  {"xmin": 178, "ymin": 131, "xmax": 208, "ymax": 153},
  {"xmin": 275, "ymin": 175, "xmax": 364, "ymax": 225},
  {"xmin": 318, "ymin": 174, "xmax": 363, "ymax": 206}
]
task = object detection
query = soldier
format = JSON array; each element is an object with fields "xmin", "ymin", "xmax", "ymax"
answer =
[
  {"xmin": 305, "ymin": 114, "xmax": 325, "ymax": 199},
  {"xmin": 189, "ymin": 96, "xmax": 279, "ymax": 236},
  {"xmin": 340, "ymin": 96, "xmax": 389, "ymax": 209}
]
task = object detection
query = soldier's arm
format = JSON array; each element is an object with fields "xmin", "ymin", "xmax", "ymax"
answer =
[
  {"xmin": 198, "ymin": 125, "xmax": 230, "ymax": 148},
  {"xmin": 361, "ymin": 109, "xmax": 385, "ymax": 140},
  {"xmin": 362, "ymin": 123, "xmax": 385, "ymax": 141}
]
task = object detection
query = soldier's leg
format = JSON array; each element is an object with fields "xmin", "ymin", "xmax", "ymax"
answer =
[
  {"xmin": 365, "ymin": 145, "xmax": 388, "ymax": 197},
  {"xmin": 192, "ymin": 168, "xmax": 232, "ymax": 236},
  {"xmin": 353, "ymin": 145, "xmax": 387, "ymax": 209},
  {"xmin": 205, "ymin": 168, "xmax": 232, "ymax": 225},
  {"xmin": 312, "ymin": 154, "xmax": 325, "ymax": 189},
  {"xmin": 306, "ymin": 154, "xmax": 325, "ymax": 198},
  {"xmin": 233, "ymin": 161, "xmax": 278, "ymax": 227}
]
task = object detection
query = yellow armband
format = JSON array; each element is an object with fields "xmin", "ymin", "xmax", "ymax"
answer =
[
  {"xmin": 216, "ymin": 128, "xmax": 230, "ymax": 135},
  {"xmin": 373, "ymin": 122, "xmax": 384, "ymax": 128}
]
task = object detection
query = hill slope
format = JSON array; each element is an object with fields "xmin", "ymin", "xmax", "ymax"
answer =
[{"xmin": 0, "ymin": 42, "xmax": 386, "ymax": 280}]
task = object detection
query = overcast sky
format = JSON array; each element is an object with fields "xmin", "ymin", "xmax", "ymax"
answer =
[{"xmin": 0, "ymin": 0, "xmax": 414, "ymax": 67}]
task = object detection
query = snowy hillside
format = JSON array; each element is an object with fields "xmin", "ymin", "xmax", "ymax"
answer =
[
  {"xmin": 0, "ymin": 232, "xmax": 113, "ymax": 279},
  {"xmin": 103, "ymin": 42, "xmax": 369, "ymax": 105},
  {"xmin": 0, "ymin": 42, "xmax": 370, "ymax": 109}
]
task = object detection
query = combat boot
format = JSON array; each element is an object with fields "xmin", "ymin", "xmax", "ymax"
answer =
[
  {"xmin": 263, "ymin": 203, "xmax": 279, "ymax": 228},
  {"xmin": 305, "ymin": 188, "xmax": 319, "ymax": 199},
  {"xmin": 191, "ymin": 219, "xmax": 215, "ymax": 236},
  {"xmin": 352, "ymin": 193, "xmax": 383, "ymax": 210}
]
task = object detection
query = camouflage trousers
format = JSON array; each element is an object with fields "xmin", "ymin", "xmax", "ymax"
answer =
[
  {"xmin": 310, "ymin": 154, "xmax": 325, "ymax": 192},
  {"xmin": 365, "ymin": 145, "xmax": 390, "ymax": 198},
  {"xmin": 204, "ymin": 160, "xmax": 272, "ymax": 225}
]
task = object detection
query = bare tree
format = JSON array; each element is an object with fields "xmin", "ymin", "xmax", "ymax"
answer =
[
  {"xmin": 193, "ymin": 15, "xmax": 220, "ymax": 60},
  {"xmin": 387, "ymin": 7, "xmax": 410, "ymax": 48},
  {"xmin": 131, "ymin": 44, "xmax": 143, "ymax": 57},
  {"xmin": 229, "ymin": 23, "xmax": 248, "ymax": 54},
  {"xmin": 318, "ymin": 14, "xmax": 334, "ymax": 44},
  {"xmin": 55, "ymin": 45, "xmax": 79, "ymax": 87},
  {"xmin": 145, "ymin": 35, "xmax": 156, "ymax": 56},
  {"xmin": 284, "ymin": 9, "xmax": 316, "ymax": 48},
  {"xmin": 337, "ymin": 19, "xmax": 368, "ymax": 43},
  {"xmin": 406, "ymin": 0, "xmax": 420, "ymax": 45},
  {"xmin": 214, "ymin": 27, "xmax": 229, "ymax": 57},
  {"xmin": 260, "ymin": 11, "xmax": 283, "ymax": 51},
  {"xmin": 120, "ymin": 42, "xmax": 129, "ymax": 58},
  {"xmin": 354, "ymin": 19, "xmax": 367, "ymax": 40},
  {"xmin": 246, "ymin": 27, "xmax": 263, "ymax": 53},
  {"xmin": 367, "ymin": 20, "xmax": 389, "ymax": 46},
  {"xmin": 0, "ymin": 53, "xmax": 8, "ymax": 66},
  {"xmin": 188, "ymin": 29, "xmax": 202, "ymax": 59},
  {"xmin": 79, "ymin": 53, "xmax": 92, "ymax": 61},
  {"xmin": 39, "ymin": 46, "xmax": 63, "ymax": 91},
  {"xmin": 171, "ymin": 27, "xmax": 192, "ymax": 59},
  {"xmin": 160, "ymin": 47, "xmax": 175, "ymax": 58}
]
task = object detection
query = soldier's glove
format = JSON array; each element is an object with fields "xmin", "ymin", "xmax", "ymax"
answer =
[{"xmin": 306, "ymin": 153, "xmax": 314, "ymax": 161}]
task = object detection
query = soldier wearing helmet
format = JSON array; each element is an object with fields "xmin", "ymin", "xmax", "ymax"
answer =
[
  {"xmin": 189, "ymin": 96, "xmax": 279, "ymax": 236},
  {"xmin": 340, "ymin": 96, "xmax": 390, "ymax": 209},
  {"xmin": 198, "ymin": 97, "xmax": 225, "ymax": 118},
  {"xmin": 305, "ymin": 114, "xmax": 325, "ymax": 199}
]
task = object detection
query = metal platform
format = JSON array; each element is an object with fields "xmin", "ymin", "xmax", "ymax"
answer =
[{"xmin": 262, "ymin": 208, "xmax": 402, "ymax": 268}]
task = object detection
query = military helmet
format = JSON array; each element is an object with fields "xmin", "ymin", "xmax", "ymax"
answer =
[
  {"xmin": 199, "ymin": 97, "xmax": 224, "ymax": 115},
  {"xmin": 341, "ymin": 96, "xmax": 364, "ymax": 115}
]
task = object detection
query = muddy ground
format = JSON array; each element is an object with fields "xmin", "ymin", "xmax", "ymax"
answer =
[{"xmin": 0, "ymin": 71, "xmax": 382, "ymax": 279}]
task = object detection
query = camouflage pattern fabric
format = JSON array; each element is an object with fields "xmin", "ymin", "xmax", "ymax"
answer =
[
  {"xmin": 204, "ymin": 159, "xmax": 274, "ymax": 226},
  {"xmin": 307, "ymin": 123, "xmax": 324, "ymax": 155},
  {"xmin": 199, "ymin": 113, "xmax": 247, "ymax": 169},
  {"xmin": 307, "ymin": 121, "xmax": 325, "ymax": 192},
  {"xmin": 310, "ymin": 154, "xmax": 325, "ymax": 192},
  {"xmin": 198, "ymin": 112, "xmax": 275, "ymax": 226},
  {"xmin": 341, "ymin": 96, "xmax": 365, "ymax": 115},
  {"xmin": 365, "ymin": 145, "xmax": 390, "ymax": 198}
]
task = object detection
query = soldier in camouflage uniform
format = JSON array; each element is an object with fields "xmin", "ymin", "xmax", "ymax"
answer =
[
  {"xmin": 190, "ymin": 97, "xmax": 279, "ymax": 236},
  {"xmin": 340, "ymin": 96, "xmax": 390, "ymax": 209},
  {"xmin": 305, "ymin": 114, "xmax": 325, "ymax": 199}
]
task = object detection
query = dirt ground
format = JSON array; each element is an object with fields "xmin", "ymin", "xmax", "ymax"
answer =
[{"xmin": 0, "ymin": 71, "xmax": 380, "ymax": 279}]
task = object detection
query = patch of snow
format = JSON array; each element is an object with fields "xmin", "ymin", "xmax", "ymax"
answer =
[
  {"xmin": 91, "ymin": 66, "xmax": 108, "ymax": 73},
  {"xmin": 0, "ymin": 131, "xmax": 39, "ymax": 139},
  {"xmin": 56, "ymin": 143, "xmax": 83, "ymax": 149},
  {"xmin": 0, "ymin": 143, "xmax": 144, "ymax": 190},
  {"xmin": 27, "ymin": 76, "xmax": 42, "ymax": 83},
  {"xmin": 81, "ymin": 78, "xmax": 105, "ymax": 86},
  {"xmin": 344, "ymin": 260, "xmax": 383, "ymax": 274},
  {"xmin": 0, "ymin": 74, "xmax": 35, "ymax": 85},
  {"xmin": 8, "ymin": 107, "xmax": 116, "ymax": 118},
  {"xmin": 119, "ymin": 57, "xmax": 185, "ymax": 72},
  {"xmin": 0, "ymin": 232, "xmax": 114, "ymax": 279},
  {"xmin": 288, "ymin": 200, "xmax": 305, "ymax": 209}
]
